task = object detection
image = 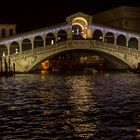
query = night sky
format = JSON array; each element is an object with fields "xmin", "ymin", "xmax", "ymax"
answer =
[{"xmin": 0, "ymin": 0, "xmax": 140, "ymax": 33}]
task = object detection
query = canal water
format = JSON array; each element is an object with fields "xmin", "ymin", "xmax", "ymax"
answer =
[{"xmin": 0, "ymin": 72, "xmax": 140, "ymax": 140}]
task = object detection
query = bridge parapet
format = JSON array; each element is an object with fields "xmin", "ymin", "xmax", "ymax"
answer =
[{"xmin": 2, "ymin": 40, "xmax": 140, "ymax": 72}]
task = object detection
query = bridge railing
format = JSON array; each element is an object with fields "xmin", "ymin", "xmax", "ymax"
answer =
[
  {"xmin": 7, "ymin": 40, "xmax": 69, "ymax": 59},
  {"xmin": 4, "ymin": 39, "xmax": 140, "ymax": 60},
  {"xmin": 94, "ymin": 40, "xmax": 140, "ymax": 55}
]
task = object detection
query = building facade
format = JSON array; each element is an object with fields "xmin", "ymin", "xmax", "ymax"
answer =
[
  {"xmin": 92, "ymin": 6, "xmax": 140, "ymax": 33},
  {"xmin": 0, "ymin": 24, "xmax": 16, "ymax": 38}
]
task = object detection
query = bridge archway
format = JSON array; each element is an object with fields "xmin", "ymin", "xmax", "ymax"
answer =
[
  {"xmin": 28, "ymin": 49, "xmax": 130, "ymax": 72},
  {"xmin": 57, "ymin": 30, "xmax": 67, "ymax": 42},
  {"xmin": 46, "ymin": 33, "xmax": 55, "ymax": 45},
  {"xmin": 72, "ymin": 17, "xmax": 88, "ymax": 39},
  {"xmin": 10, "ymin": 42, "xmax": 20, "ymax": 54},
  {"xmin": 128, "ymin": 37, "xmax": 138, "ymax": 49},
  {"xmin": 105, "ymin": 32, "xmax": 115, "ymax": 44},
  {"xmin": 92, "ymin": 30, "xmax": 103, "ymax": 41},
  {"xmin": 72, "ymin": 25, "xmax": 83, "ymax": 40},
  {"xmin": 22, "ymin": 38, "xmax": 32, "ymax": 51},
  {"xmin": 116, "ymin": 34, "xmax": 126, "ymax": 47},
  {"xmin": 0, "ymin": 45, "xmax": 7, "ymax": 56},
  {"xmin": 34, "ymin": 36, "xmax": 44, "ymax": 48}
]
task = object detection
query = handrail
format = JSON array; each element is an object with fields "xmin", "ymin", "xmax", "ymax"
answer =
[{"xmin": 4, "ymin": 40, "xmax": 140, "ymax": 60}]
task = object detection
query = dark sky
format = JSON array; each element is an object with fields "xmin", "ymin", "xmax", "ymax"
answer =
[{"xmin": 0, "ymin": 0, "xmax": 140, "ymax": 33}]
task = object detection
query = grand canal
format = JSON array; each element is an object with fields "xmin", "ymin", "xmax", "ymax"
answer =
[{"xmin": 0, "ymin": 72, "xmax": 140, "ymax": 139}]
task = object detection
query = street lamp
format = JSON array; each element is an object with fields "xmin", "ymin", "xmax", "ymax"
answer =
[
  {"xmin": 3, "ymin": 52, "xmax": 5, "ymax": 57},
  {"xmin": 16, "ymin": 48, "xmax": 18, "ymax": 53},
  {"xmin": 51, "ymin": 40, "xmax": 54, "ymax": 45}
]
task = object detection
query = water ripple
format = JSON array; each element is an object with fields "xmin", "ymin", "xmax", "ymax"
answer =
[{"xmin": 0, "ymin": 72, "xmax": 140, "ymax": 139}]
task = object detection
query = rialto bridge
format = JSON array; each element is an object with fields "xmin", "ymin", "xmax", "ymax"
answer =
[{"xmin": 0, "ymin": 12, "xmax": 140, "ymax": 72}]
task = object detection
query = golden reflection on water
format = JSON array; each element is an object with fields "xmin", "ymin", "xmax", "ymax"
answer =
[
  {"xmin": 67, "ymin": 76, "xmax": 100, "ymax": 139},
  {"xmin": 136, "ymin": 115, "xmax": 140, "ymax": 139}
]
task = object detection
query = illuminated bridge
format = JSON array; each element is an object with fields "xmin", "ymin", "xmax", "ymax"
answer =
[{"xmin": 0, "ymin": 12, "xmax": 140, "ymax": 72}]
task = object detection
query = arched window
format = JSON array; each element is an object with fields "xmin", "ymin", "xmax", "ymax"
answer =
[
  {"xmin": 104, "ymin": 32, "xmax": 115, "ymax": 44},
  {"xmin": 72, "ymin": 25, "xmax": 83, "ymax": 40},
  {"xmin": 72, "ymin": 17, "xmax": 88, "ymax": 39},
  {"xmin": 116, "ymin": 34, "xmax": 126, "ymax": 47},
  {"xmin": 57, "ymin": 30, "xmax": 67, "ymax": 42},
  {"xmin": 128, "ymin": 37, "xmax": 138, "ymax": 49},
  {"xmin": 92, "ymin": 30, "xmax": 103, "ymax": 41},
  {"xmin": 46, "ymin": 33, "xmax": 55, "ymax": 45},
  {"xmin": 22, "ymin": 38, "xmax": 32, "ymax": 51},
  {"xmin": 34, "ymin": 36, "xmax": 44, "ymax": 49},
  {"xmin": 10, "ymin": 42, "xmax": 20, "ymax": 54}
]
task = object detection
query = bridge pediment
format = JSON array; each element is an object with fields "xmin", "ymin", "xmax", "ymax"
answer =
[{"xmin": 66, "ymin": 12, "xmax": 92, "ymax": 25}]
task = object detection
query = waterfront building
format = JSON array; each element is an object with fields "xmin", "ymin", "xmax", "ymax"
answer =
[
  {"xmin": 92, "ymin": 6, "xmax": 140, "ymax": 33},
  {"xmin": 0, "ymin": 18, "xmax": 16, "ymax": 38}
]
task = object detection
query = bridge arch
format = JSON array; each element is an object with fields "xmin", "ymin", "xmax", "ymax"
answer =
[
  {"xmin": 128, "ymin": 37, "xmax": 138, "ymax": 49},
  {"xmin": 104, "ymin": 32, "xmax": 115, "ymax": 44},
  {"xmin": 92, "ymin": 29, "xmax": 103, "ymax": 41},
  {"xmin": 72, "ymin": 17, "xmax": 89, "ymax": 39},
  {"xmin": 46, "ymin": 33, "xmax": 55, "ymax": 45},
  {"xmin": 57, "ymin": 30, "xmax": 67, "ymax": 42},
  {"xmin": 116, "ymin": 34, "xmax": 126, "ymax": 47},
  {"xmin": 28, "ymin": 48, "xmax": 131, "ymax": 72},
  {"xmin": 72, "ymin": 25, "xmax": 83, "ymax": 40},
  {"xmin": 22, "ymin": 38, "xmax": 32, "ymax": 51},
  {"xmin": 0, "ymin": 45, "xmax": 7, "ymax": 56},
  {"xmin": 10, "ymin": 41, "xmax": 20, "ymax": 54},
  {"xmin": 34, "ymin": 36, "xmax": 44, "ymax": 48}
]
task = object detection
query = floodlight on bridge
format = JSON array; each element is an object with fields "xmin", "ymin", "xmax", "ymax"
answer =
[{"xmin": 2, "ymin": 52, "xmax": 5, "ymax": 57}]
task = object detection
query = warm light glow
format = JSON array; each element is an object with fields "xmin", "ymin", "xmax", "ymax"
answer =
[
  {"xmin": 72, "ymin": 23, "xmax": 84, "ymax": 30},
  {"xmin": 15, "ymin": 48, "xmax": 18, "ymax": 53},
  {"xmin": 2, "ymin": 52, "xmax": 5, "ymax": 57},
  {"xmin": 72, "ymin": 17, "xmax": 89, "ymax": 39},
  {"xmin": 72, "ymin": 17, "xmax": 88, "ymax": 25},
  {"xmin": 40, "ymin": 60, "xmax": 49, "ymax": 70},
  {"xmin": 51, "ymin": 40, "xmax": 54, "ymax": 45},
  {"xmin": 99, "ymin": 36, "xmax": 103, "ymax": 39},
  {"xmin": 136, "ymin": 128, "xmax": 140, "ymax": 139}
]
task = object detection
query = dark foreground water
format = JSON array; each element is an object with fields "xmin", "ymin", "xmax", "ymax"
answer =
[{"xmin": 0, "ymin": 72, "xmax": 140, "ymax": 140}]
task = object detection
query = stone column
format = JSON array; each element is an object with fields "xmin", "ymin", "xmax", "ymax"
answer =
[
  {"xmin": 18, "ymin": 40, "xmax": 22, "ymax": 53},
  {"xmin": 102, "ymin": 31, "xmax": 106, "ymax": 42},
  {"xmin": 126, "ymin": 36, "xmax": 129, "ymax": 48},
  {"xmin": 42, "ymin": 34, "xmax": 46, "ymax": 47},
  {"xmin": 31, "ymin": 38, "xmax": 34, "ymax": 51},
  {"xmin": 7, "ymin": 43, "xmax": 10, "ymax": 56},
  {"xmin": 67, "ymin": 28, "xmax": 72, "ymax": 40},
  {"xmin": 114, "ymin": 34, "xmax": 118, "ymax": 45},
  {"xmin": 54, "ymin": 32, "xmax": 58, "ymax": 43}
]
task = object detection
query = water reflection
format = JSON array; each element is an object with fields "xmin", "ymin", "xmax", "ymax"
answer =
[
  {"xmin": 0, "ymin": 72, "xmax": 140, "ymax": 139},
  {"xmin": 67, "ymin": 76, "xmax": 100, "ymax": 138}
]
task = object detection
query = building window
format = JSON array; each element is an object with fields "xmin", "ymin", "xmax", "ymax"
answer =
[
  {"xmin": 2, "ymin": 29, "xmax": 5, "ymax": 37},
  {"xmin": 9, "ymin": 29, "xmax": 14, "ymax": 36}
]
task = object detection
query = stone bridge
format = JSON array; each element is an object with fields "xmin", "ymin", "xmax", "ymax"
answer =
[{"xmin": 0, "ymin": 12, "xmax": 140, "ymax": 72}]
